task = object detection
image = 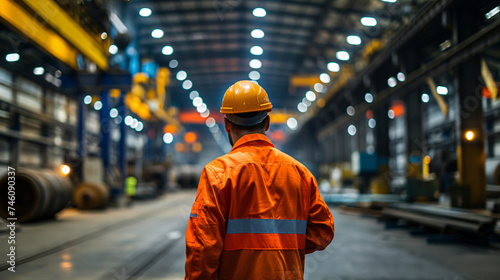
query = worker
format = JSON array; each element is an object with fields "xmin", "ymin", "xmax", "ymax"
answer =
[
  {"xmin": 185, "ymin": 80, "xmax": 334, "ymax": 279},
  {"xmin": 125, "ymin": 174, "xmax": 137, "ymax": 206}
]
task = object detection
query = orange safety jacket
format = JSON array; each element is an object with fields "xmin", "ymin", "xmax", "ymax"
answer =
[{"xmin": 185, "ymin": 133, "xmax": 334, "ymax": 280}]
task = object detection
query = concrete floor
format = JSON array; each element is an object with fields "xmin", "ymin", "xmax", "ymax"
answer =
[{"xmin": 0, "ymin": 190, "xmax": 499, "ymax": 280}]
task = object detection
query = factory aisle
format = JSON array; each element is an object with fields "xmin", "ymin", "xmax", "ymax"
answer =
[{"xmin": 1, "ymin": 190, "xmax": 499, "ymax": 280}]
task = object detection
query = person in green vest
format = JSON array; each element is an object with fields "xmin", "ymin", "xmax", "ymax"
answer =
[{"xmin": 125, "ymin": 175, "xmax": 137, "ymax": 206}]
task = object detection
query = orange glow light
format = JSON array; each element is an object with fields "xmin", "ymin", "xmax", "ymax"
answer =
[
  {"xmin": 184, "ymin": 132, "xmax": 197, "ymax": 143},
  {"xmin": 465, "ymin": 131, "xmax": 475, "ymax": 141},
  {"xmin": 60, "ymin": 165, "xmax": 71, "ymax": 176}
]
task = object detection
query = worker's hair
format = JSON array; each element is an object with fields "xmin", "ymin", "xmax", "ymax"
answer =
[{"xmin": 227, "ymin": 112, "xmax": 268, "ymax": 132}]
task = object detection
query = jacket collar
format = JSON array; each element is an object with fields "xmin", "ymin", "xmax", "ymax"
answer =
[{"xmin": 231, "ymin": 133, "xmax": 274, "ymax": 152}]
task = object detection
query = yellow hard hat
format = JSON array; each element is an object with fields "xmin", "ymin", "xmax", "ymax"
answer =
[{"xmin": 220, "ymin": 80, "xmax": 272, "ymax": 115}]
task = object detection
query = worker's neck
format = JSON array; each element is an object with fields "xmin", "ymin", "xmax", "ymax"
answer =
[{"xmin": 229, "ymin": 131, "xmax": 265, "ymax": 146}]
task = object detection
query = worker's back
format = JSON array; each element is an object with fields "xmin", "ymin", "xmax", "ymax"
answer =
[{"xmin": 185, "ymin": 134, "xmax": 334, "ymax": 280}]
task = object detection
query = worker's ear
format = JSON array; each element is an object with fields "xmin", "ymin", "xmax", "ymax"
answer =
[
  {"xmin": 224, "ymin": 118, "xmax": 231, "ymax": 134},
  {"xmin": 264, "ymin": 115, "xmax": 270, "ymax": 132}
]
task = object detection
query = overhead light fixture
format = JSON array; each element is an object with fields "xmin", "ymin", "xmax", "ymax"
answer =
[
  {"xmin": 163, "ymin": 133, "xmax": 173, "ymax": 144},
  {"xmin": 33, "ymin": 67, "xmax": 45, "ymax": 75},
  {"xmin": 197, "ymin": 103, "xmax": 207, "ymax": 113},
  {"xmin": 249, "ymin": 71, "xmax": 260, "ymax": 80},
  {"xmin": 94, "ymin": 101, "xmax": 103, "ymax": 111},
  {"xmin": 486, "ymin": 6, "xmax": 500, "ymax": 20},
  {"xmin": 382, "ymin": 0, "xmax": 397, "ymax": 2},
  {"xmin": 206, "ymin": 117, "xmax": 216, "ymax": 128},
  {"xmin": 101, "ymin": 32, "xmax": 108, "ymax": 40},
  {"xmin": 421, "ymin": 93, "xmax": 430, "ymax": 103},
  {"xmin": 169, "ymin": 59, "xmax": 178, "ymax": 68},
  {"xmin": 368, "ymin": 118, "xmax": 376, "ymax": 128},
  {"xmin": 5, "ymin": 53, "xmax": 19, "ymax": 62},
  {"xmin": 139, "ymin": 8, "xmax": 152, "ymax": 17},
  {"xmin": 125, "ymin": 116, "xmax": 133, "ymax": 126},
  {"xmin": 320, "ymin": 73, "xmax": 330, "ymax": 83},
  {"xmin": 436, "ymin": 86, "xmax": 448, "ymax": 95},
  {"xmin": 182, "ymin": 80, "xmax": 193, "ymax": 90},
  {"xmin": 387, "ymin": 77, "xmax": 397, "ymax": 88},
  {"xmin": 189, "ymin": 90, "xmax": 199, "ymax": 100},
  {"xmin": 388, "ymin": 109, "xmax": 395, "ymax": 119},
  {"xmin": 135, "ymin": 121, "xmax": 144, "ymax": 132},
  {"xmin": 465, "ymin": 130, "xmax": 475, "ymax": 141},
  {"xmin": 176, "ymin": 70, "xmax": 187, "ymax": 81},
  {"xmin": 84, "ymin": 95, "xmax": 92, "ymax": 105},
  {"xmin": 347, "ymin": 125, "xmax": 357, "ymax": 136},
  {"xmin": 151, "ymin": 29, "xmax": 164, "ymax": 38},
  {"xmin": 130, "ymin": 118, "xmax": 138, "ymax": 129},
  {"xmin": 193, "ymin": 97, "xmax": 203, "ymax": 107},
  {"xmin": 347, "ymin": 106, "xmax": 355, "ymax": 116},
  {"xmin": 200, "ymin": 109, "xmax": 210, "ymax": 118},
  {"xmin": 250, "ymin": 46, "xmax": 263, "ymax": 55},
  {"xmin": 287, "ymin": 117, "xmax": 298, "ymax": 130},
  {"xmin": 251, "ymin": 29, "xmax": 265, "ymax": 38},
  {"xmin": 249, "ymin": 59, "xmax": 262, "ymax": 69},
  {"xmin": 306, "ymin": 91, "xmax": 316, "ymax": 102},
  {"xmin": 336, "ymin": 51, "xmax": 350, "ymax": 61},
  {"xmin": 297, "ymin": 102, "xmax": 307, "ymax": 113},
  {"xmin": 162, "ymin": 45, "xmax": 174, "ymax": 55},
  {"xmin": 108, "ymin": 45, "xmax": 118, "ymax": 54},
  {"xmin": 365, "ymin": 93, "xmax": 374, "ymax": 103},
  {"xmin": 109, "ymin": 108, "xmax": 119, "ymax": 118},
  {"xmin": 253, "ymin": 8, "xmax": 266, "ymax": 17},
  {"xmin": 314, "ymin": 83, "xmax": 324, "ymax": 93},
  {"xmin": 327, "ymin": 62, "xmax": 340, "ymax": 72},
  {"xmin": 346, "ymin": 35, "xmax": 361, "ymax": 45},
  {"xmin": 361, "ymin": 17, "xmax": 377, "ymax": 27},
  {"xmin": 302, "ymin": 97, "xmax": 311, "ymax": 107},
  {"xmin": 397, "ymin": 72, "xmax": 405, "ymax": 82}
]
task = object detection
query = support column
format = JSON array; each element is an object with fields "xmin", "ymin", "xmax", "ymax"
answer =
[
  {"xmin": 404, "ymin": 91, "xmax": 423, "ymax": 179},
  {"xmin": 100, "ymin": 91, "xmax": 111, "ymax": 173},
  {"xmin": 454, "ymin": 1, "xmax": 486, "ymax": 208}
]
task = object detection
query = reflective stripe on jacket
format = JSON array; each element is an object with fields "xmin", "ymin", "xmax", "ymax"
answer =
[{"xmin": 185, "ymin": 133, "xmax": 334, "ymax": 280}]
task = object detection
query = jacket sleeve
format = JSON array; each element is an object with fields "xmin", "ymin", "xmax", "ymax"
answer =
[
  {"xmin": 305, "ymin": 175, "xmax": 334, "ymax": 254},
  {"xmin": 185, "ymin": 167, "xmax": 227, "ymax": 280}
]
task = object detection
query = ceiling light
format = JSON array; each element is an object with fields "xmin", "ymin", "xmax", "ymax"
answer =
[
  {"xmin": 101, "ymin": 32, "xmax": 108, "ymax": 40},
  {"xmin": 287, "ymin": 117, "xmax": 298, "ymax": 130},
  {"xmin": 125, "ymin": 116, "xmax": 133, "ymax": 126},
  {"xmin": 436, "ymin": 86, "xmax": 448, "ymax": 95},
  {"xmin": 130, "ymin": 118, "xmax": 138, "ymax": 129},
  {"xmin": 84, "ymin": 95, "xmax": 92, "ymax": 105},
  {"xmin": 327, "ymin": 62, "xmax": 340, "ymax": 72},
  {"xmin": 314, "ymin": 83, "xmax": 324, "ymax": 93},
  {"xmin": 388, "ymin": 77, "xmax": 397, "ymax": 87},
  {"xmin": 421, "ymin": 93, "xmax": 430, "ymax": 103},
  {"xmin": 197, "ymin": 103, "xmax": 207, "ymax": 113},
  {"xmin": 139, "ymin": 8, "xmax": 152, "ymax": 17},
  {"xmin": 151, "ymin": 29, "xmax": 164, "ymax": 38},
  {"xmin": 135, "ymin": 122, "xmax": 144, "ymax": 132},
  {"xmin": 109, "ymin": 12, "xmax": 128, "ymax": 34},
  {"xmin": 347, "ymin": 125, "xmax": 357, "ymax": 136},
  {"xmin": 368, "ymin": 118, "xmax": 376, "ymax": 128},
  {"xmin": 163, "ymin": 133, "xmax": 173, "ymax": 144},
  {"xmin": 365, "ymin": 93, "xmax": 374, "ymax": 103},
  {"xmin": 189, "ymin": 90, "xmax": 199, "ymax": 100},
  {"xmin": 397, "ymin": 72, "xmax": 405, "ymax": 82},
  {"xmin": 347, "ymin": 106, "xmax": 355, "ymax": 116},
  {"xmin": 249, "ymin": 71, "xmax": 260, "ymax": 80},
  {"xmin": 319, "ymin": 73, "xmax": 331, "ymax": 83},
  {"xmin": 176, "ymin": 70, "xmax": 187, "ymax": 81},
  {"xmin": 193, "ymin": 97, "xmax": 203, "ymax": 107},
  {"xmin": 110, "ymin": 108, "xmax": 119, "ymax": 118},
  {"xmin": 382, "ymin": 0, "xmax": 397, "ymax": 2},
  {"xmin": 361, "ymin": 17, "xmax": 377, "ymax": 27},
  {"xmin": 6, "ymin": 53, "xmax": 19, "ymax": 62},
  {"xmin": 253, "ymin": 8, "xmax": 266, "ymax": 17},
  {"xmin": 297, "ymin": 102, "xmax": 307, "ymax": 113},
  {"xmin": 486, "ymin": 6, "xmax": 500, "ymax": 20},
  {"xmin": 200, "ymin": 109, "xmax": 210, "ymax": 118},
  {"xmin": 302, "ymin": 98, "xmax": 311, "ymax": 106},
  {"xmin": 251, "ymin": 29, "xmax": 265, "ymax": 38},
  {"xmin": 182, "ymin": 80, "xmax": 193, "ymax": 90},
  {"xmin": 346, "ymin": 35, "xmax": 361, "ymax": 45},
  {"xmin": 109, "ymin": 45, "xmax": 118, "ymax": 54},
  {"xmin": 250, "ymin": 46, "xmax": 263, "ymax": 55},
  {"xmin": 336, "ymin": 51, "xmax": 350, "ymax": 61},
  {"xmin": 465, "ymin": 131, "xmax": 475, "ymax": 141},
  {"xmin": 169, "ymin": 59, "xmax": 178, "ymax": 68},
  {"xmin": 94, "ymin": 101, "xmax": 102, "ymax": 111},
  {"xmin": 388, "ymin": 109, "xmax": 395, "ymax": 119},
  {"xmin": 33, "ymin": 67, "xmax": 45, "ymax": 75},
  {"xmin": 306, "ymin": 91, "xmax": 316, "ymax": 102},
  {"xmin": 206, "ymin": 117, "xmax": 216, "ymax": 128},
  {"xmin": 162, "ymin": 45, "xmax": 174, "ymax": 55},
  {"xmin": 249, "ymin": 59, "xmax": 262, "ymax": 69}
]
